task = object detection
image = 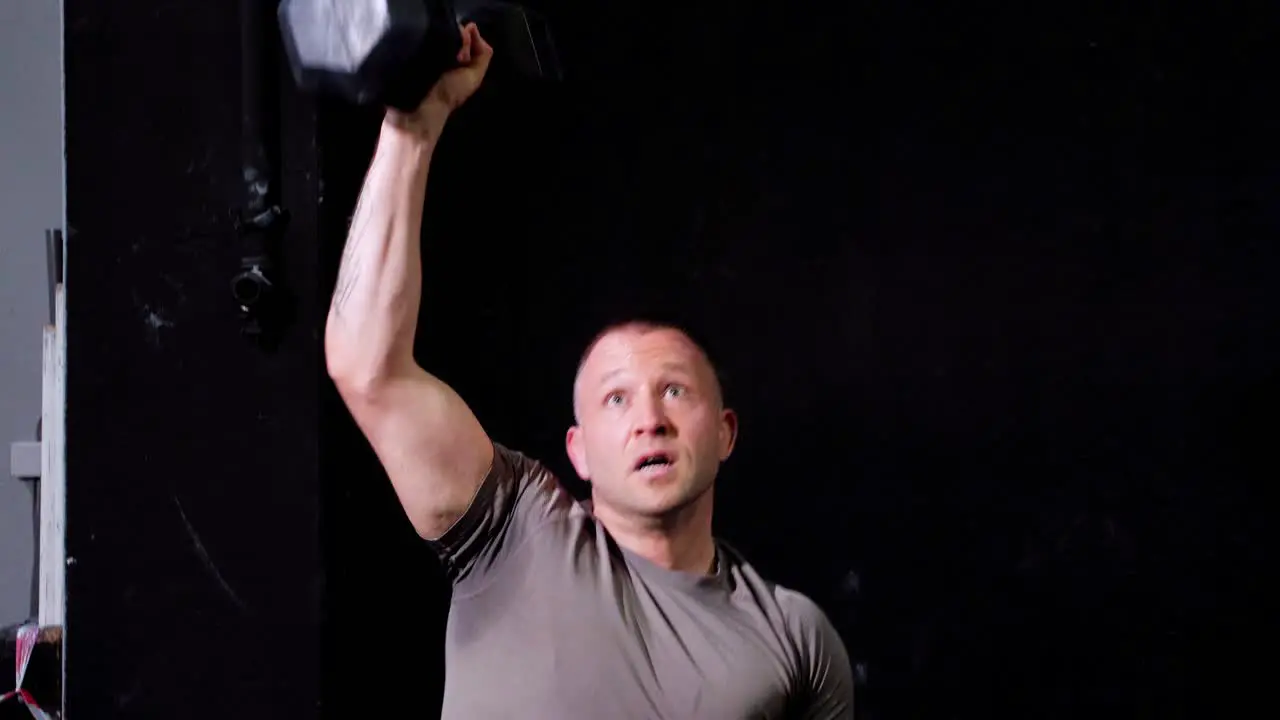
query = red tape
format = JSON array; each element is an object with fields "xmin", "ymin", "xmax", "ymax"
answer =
[{"xmin": 0, "ymin": 625, "xmax": 52, "ymax": 719}]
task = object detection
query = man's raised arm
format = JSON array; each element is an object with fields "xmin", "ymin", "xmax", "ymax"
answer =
[{"xmin": 324, "ymin": 25, "xmax": 495, "ymax": 541}]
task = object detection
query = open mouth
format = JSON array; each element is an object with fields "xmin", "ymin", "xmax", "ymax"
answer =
[{"xmin": 634, "ymin": 452, "xmax": 674, "ymax": 472}]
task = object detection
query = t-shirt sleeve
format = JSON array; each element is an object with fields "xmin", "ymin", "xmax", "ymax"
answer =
[
  {"xmin": 781, "ymin": 590, "xmax": 857, "ymax": 719},
  {"xmin": 423, "ymin": 441, "xmax": 574, "ymax": 592}
]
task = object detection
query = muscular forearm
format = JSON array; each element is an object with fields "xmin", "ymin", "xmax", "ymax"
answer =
[{"xmin": 325, "ymin": 111, "xmax": 447, "ymax": 386}]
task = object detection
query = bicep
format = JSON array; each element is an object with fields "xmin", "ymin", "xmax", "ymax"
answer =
[{"xmin": 339, "ymin": 366, "xmax": 494, "ymax": 540}]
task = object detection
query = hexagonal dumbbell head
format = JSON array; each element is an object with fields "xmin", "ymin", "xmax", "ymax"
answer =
[{"xmin": 278, "ymin": 0, "xmax": 462, "ymax": 111}]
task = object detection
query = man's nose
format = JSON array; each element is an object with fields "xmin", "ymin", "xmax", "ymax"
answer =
[{"xmin": 632, "ymin": 394, "xmax": 673, "ymax": 437}]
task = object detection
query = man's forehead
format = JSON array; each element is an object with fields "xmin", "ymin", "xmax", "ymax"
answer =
[
  {"xmin": 581, "ymin": 327, "xmax": 704, "ymax": 374},
  {"xmin": 572, "ymin": 324, "xmax": 724, "ymax": 416}
]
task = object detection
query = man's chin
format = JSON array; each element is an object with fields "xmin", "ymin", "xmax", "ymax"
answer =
[{"xmin": 623, "ymin": 478, "xmax": 710, "ymax": 518}]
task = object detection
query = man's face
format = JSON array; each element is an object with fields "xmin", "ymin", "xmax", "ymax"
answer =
[{"xmin": 566, "ymin": 327, "xmax": 737, "ymax": 521}]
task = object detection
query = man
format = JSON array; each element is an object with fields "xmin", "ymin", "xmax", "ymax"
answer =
[{"xmin": 325, "ymin": 24, "xmax": 855, "ymax": 719}]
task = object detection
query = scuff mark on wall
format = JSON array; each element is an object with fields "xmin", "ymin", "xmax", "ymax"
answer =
[
  {"xmin": 172, "ymin": 496, "xmax": 247, "ymax": 613},
  {"xmin": 140, "ymin": 304, "xmax": 174, "ymax": 349}
]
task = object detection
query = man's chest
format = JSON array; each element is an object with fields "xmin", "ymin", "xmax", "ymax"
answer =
[
  {"xmin": 443, "ymin": 556, "xmax": 801, "ymax": 719},
  {"xmin": 615, "ymin": 590, "xmax": 798, "ymax": 719}
]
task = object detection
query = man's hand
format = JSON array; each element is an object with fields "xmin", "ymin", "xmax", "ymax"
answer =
[
  {"xmin": 386, "ymin": 23, "xmax": 494, "ymax": 139},
  {"xmin": 429, "ymin": 23, "xmax": 495, "ymax": 110}
]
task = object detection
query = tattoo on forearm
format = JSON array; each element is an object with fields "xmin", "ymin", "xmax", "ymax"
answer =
[
  {"xmin": 331, "ymin": 210, "xmax": 367, "ymax": 314},
  {"xmin": 331, "ymin": 252, "xmax": 361, "ymax": 315},
  {"xmin": 330, "ymin": 158, "xmax": 381, "ymax": 316}
]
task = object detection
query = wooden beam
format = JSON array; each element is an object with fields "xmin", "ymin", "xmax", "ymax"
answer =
[{"xmin": 39, "ymin": 283, "xmax": 65, "ymax": 627}]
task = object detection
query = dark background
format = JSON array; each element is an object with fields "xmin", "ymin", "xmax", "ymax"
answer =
[{"xmin": 63, "ymin": 0, "xmax": 1273, "ymax": 718}]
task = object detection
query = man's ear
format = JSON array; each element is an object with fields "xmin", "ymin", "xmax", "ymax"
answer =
[
  {"xmin": 719, "ymin": 408, "xmax": 738, "ymax": 461},
  {"xmin": 565, "ymin": 425, "xmax": 591, "ymax": 481}
]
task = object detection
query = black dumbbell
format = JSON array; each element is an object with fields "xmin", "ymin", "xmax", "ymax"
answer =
[{"xmin": 278, "ymin": 0, "xmax": 562, "ymax": 112}]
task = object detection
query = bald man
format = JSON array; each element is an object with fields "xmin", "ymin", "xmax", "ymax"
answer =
[{"xmin": 324, "ymin": 25, "xmax": 855, "ymax": 719}]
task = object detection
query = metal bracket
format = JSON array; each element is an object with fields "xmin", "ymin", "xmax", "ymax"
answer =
[{"xmin": 9, "ymin": 441, "xmax": 41, "ymax": 480}]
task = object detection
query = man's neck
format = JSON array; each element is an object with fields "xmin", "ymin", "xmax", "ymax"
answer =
[
  {"xmin": 615, "ymin": 526, "xmax": 717, "ymax": 575},
  {"xmin": 592, "ymin": 489, "xmax": 717, "ymax": 575}
]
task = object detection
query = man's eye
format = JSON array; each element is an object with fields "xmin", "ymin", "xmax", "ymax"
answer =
[
  {"xmin": 605, "ymin": 393, "xmax": 624, "ymax": 406},
  {"xmin": 665, "ymin": 385, "xmax": 685, "ymax": 398}
]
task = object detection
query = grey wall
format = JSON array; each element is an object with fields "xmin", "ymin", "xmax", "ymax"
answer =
[{"xmin": 1, "ymin": 0, "xmax": 64, "ymax": 626}]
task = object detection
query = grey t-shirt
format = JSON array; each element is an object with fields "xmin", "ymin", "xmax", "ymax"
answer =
[{"xmin": 426, "ymin": 442, "xmax": 855, "ymax": 719}]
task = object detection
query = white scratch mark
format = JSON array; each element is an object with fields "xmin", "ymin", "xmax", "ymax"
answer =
[{"xmin": 173, "ymin": 496, "xmax": 247, "ymax": 612}]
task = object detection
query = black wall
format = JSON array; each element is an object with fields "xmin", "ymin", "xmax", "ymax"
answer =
[
  {"xmin": 64, "ymin": 0, "xmax": 324, "ymax": 717},
  {"xmin": 66, "ymin": 1, "xmax": 1273, "ymax": 718}
]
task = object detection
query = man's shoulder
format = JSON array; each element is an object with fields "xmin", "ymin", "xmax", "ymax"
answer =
[
  {"xmin": 773, "ymin": 584, "xmax": 839, "ymax": 636},
  {"xmin": 489, "ymin": 440, "xmax": 544, "ymax": 479},
  {"xmin": 489, "ymin": 441, "xmax": 575, "ymax": 501},
  {"xmin": 500, "ymin": 444, "xmax": 620, "ymax": 549},
  {"xmin": 714, "ymin": 543, "xmax": 855, "ymax": 711},
  {"xmin": 719, "ymin": 542, "xmax": 840, "ymax": 634},
  {"xmin": 432, "ymin": 440, "xmax": 592, "ymax": 590}
]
